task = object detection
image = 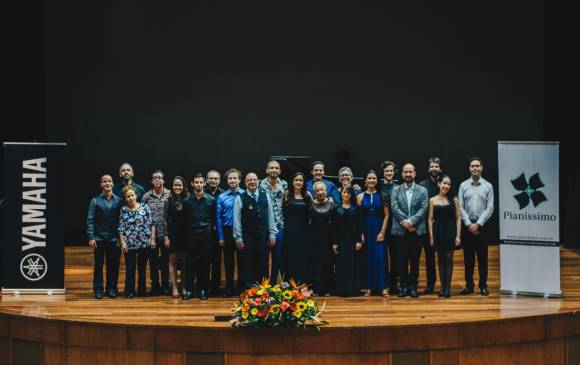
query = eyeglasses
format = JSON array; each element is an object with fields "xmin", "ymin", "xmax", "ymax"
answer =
[{"xmin": 153, "ymin": 176, "xmax": 164, "ymax": 180}]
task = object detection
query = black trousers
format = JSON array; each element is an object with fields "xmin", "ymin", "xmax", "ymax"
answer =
[
  {"xmin": 420, "ymin": 235, "xmax": 437, "ymax": 288},
  {"xmin": 237, "ymin": 234, "xmax": 268, "ymax": 290},
  {"xmin": 124, "ymin": 248, "xmax": 149, "ymax": 294},
  {"xmin": 93, "ymin": 240, "xmax": 121, "ymax": 292},
  {"xmin": 221, "ymin": 226, "xmax": 238, "ymax": 291},
  {"xmin": 148, "ymin": 237, "xmax": 169, "ymax": 291},
  {"xmin": 210, "ymin": 227, "xmax": 222, "ymax": 292},
  {"xmin": 185, "ymin": 228, "xmax": 212, "ymax": 292},
  {"xmin": 387, "ymin": 233, "xmax": 398, "ymax": 288},
  {"xmin": 395, "ymin": 232, "xmax": 423, "ymax": 289},
  {"xmin": 462, "ymin": 226, "xmax": 488, "ymax": 289}
]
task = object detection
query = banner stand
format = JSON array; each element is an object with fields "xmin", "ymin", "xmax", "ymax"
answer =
[{"xmin": 2, "ymin": 142, "xmax": 67, "ymax": 296}]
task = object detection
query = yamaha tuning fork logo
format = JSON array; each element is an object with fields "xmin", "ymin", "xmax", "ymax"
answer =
[
  {"xmin": 510, "ymin": 172, "xmax": 547, "ymax": 209},
  {"xmin": 20, "ymin": 253, "xmax": 48, "ymax": 281}
]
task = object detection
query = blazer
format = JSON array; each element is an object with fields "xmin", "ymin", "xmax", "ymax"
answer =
[{"xmin": 390, "ymin": 182, "xmax": 429, "ymax": 237}]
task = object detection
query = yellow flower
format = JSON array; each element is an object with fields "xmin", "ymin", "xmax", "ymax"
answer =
[
  {"xmin": 251, "ymin": 308, "xmax": 258, "ymax": 315},
  {"xmin": 235, "ymin": 306, "xmax": 243, "ymax": 312},
  {"xmin": 307, "ymin": 300, "xmax": 315, "ymax": 307},
  {"xmin": 257, "ymin": 289, "xmax": 264, "ymax": 296},
  {"xmin": 271, "ymin": 304, "xmax": 280, "ymax": 314},
  {"xmin": 242, "ymin": 312, "xmax": 249, "ymax": 319},
  {"xmin": 283, "ymin": 290, "xmax": 293, "ymax": 300},
  {"xmin": 296, "ymin": 302, "xmax": 307, "ymax": 311},
  {"xmin": 293, "ymin": 310, "xmax": 302, "ymax": 318}
]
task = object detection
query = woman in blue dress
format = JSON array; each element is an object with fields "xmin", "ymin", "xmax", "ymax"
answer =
[
  {"xmin": 357, "ymin": 170, "xmax": 390, "ymax": 297},
  {"xmin": 118, "ymin": 185, "xmax": 154, "ymax": 298}
]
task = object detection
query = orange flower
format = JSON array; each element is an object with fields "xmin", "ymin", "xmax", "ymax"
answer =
[
  {"xmin": 257, "ymin": 310, "xmax": 268, "ymax": 318},
  {"xmin": 254, "ymin": 297, "xmax": 262, "ymax": 305},
  {"xmin": 280, "ymin": 301, "xmax": 290, "ymax": 311}
]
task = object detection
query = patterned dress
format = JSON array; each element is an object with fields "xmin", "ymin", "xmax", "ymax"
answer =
[{"xmin": 118, "ymin": 204, "xmax": 153, "ymax": 251}]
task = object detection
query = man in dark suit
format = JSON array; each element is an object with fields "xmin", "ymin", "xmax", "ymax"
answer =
[{"xmin": 390, "ymin": 163, "xmax": 429, "ymax": 298}]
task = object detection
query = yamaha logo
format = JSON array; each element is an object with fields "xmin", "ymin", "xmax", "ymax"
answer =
[{"xmin": 20, "ymin": 253, "xmax": 48, "ymax": 281}]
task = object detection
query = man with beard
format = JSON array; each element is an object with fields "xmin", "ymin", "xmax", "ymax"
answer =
[
  {"xmin": 113, "ymin": 162, "xmax": 145, "ymax": 201},
  {"xmin": 183, "ymin": 173, "xmax": 215, "ymax": 300},
  {"xmin": 142, "ymin": 170, "xmax": 171, "ymax": 296},
  {"xmin": 204, "ymin": 170, "xmax": 224, "ymax": 296},
  {"xmin": 418, "ymin": 157, "xmax": 442, "ymax": 294},
  {"xmin": 233, "ymin": 172, "xmax": 277, "ymax": 290},
  {"xmin": 259, "ymin": 160, "xmax": 287, "ymax": 282},
  {"xmin": 390, "ymin": 163, "xmax": 429, "ymax": 298}
]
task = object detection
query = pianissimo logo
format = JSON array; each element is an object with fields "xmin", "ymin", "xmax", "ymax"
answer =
[
  {"xmin": 510, "ymin": 172, "xmax": 547, "ymax": 209},
  {"xmin": 20, "ymin": 253, "xmax": 48, "ymax": 281}
]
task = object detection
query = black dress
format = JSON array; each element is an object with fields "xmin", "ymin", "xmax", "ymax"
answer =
[
  {"xmin": 165, "ymin": 199, "xmax": 188, "ymax": 253},
  {"xmin": 334, "ymin": 205, "xmax": 362, "ymax": 297},
  {"xmin": 308, "ymin": 200, "xmax": 336, "ymax": 294},
  {"xmin": 432, "ymin": 204, "xmax": 457, "ymax": 252},
  {"xmin": 283, "ymin": 196, "xmax": 310, "ymax": 284}
]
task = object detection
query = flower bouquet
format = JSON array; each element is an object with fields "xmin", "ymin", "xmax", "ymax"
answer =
[{"xmin": 231, "ymin": 278, "xmax": 327, "ymax": 329}]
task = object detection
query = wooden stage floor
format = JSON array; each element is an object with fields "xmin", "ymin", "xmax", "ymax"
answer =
[
  {"xmin": 1, "ymin": 246, "xmax": 579, "ymax": 328},
  {"xmin": 1, "ymin": 246, "xmax": 580, "ymax": 365}
]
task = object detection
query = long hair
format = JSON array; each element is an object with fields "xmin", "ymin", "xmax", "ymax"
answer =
[
  {"xmin": 437, "ymin": 174, "xmax": 456, "ymax": 215},
  {"xmin": 170, "ymin": 176, "xmax": 190, "ymax": 209},
  {"xmin": 288, "ymin": 172, "xmax": 310, "ymax": 202}
]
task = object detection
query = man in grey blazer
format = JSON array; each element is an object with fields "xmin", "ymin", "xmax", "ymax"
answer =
[{"xmin": 390, "ymin": 163, "xmax": 429, "ymax": 298}]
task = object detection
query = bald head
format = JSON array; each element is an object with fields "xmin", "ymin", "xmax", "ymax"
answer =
[
  {"xmin": 401, "ymin": 163, "xmax": 416, "ymax": 186},
  {"xmin": 245, "ymin": 172, "xmax": 259, "ymax": 192}
]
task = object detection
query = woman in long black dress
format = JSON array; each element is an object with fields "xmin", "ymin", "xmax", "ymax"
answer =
[
  {"xmin": 427, "ymin": 175, "xmax": 461, "ymax": 298},
  {"xmin": 333, "ymin": 186, "xmax": 363, "ymax": 297},
  {"xmin": 283, "ymin": 172, "xmax": 312, "ymax": 284},
  {"xmin": 163, "ymin": 176, "xmax": 190, "ymax": 298},
  {"xmin": 308, "ymin": 181, "xmax": 336, "ymax": 296}
]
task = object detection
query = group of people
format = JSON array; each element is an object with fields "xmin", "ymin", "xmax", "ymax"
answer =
[{"xmin": 86, "ymin": 157, "xmax": 494, "ymax": 300}]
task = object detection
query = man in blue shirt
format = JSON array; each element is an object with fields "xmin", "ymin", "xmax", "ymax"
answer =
[
  {"xmin": 112, "ymin": 162, "xmax": 145, "ymax": 201},
  {"xmin": 86, "ymin": 174, "xmax": 123, "ymax": 299},
  {"xmin": 216, "ymin": 168, "xmax": 245, "ymax": 297},
  {"xmin": 306, "ymin": 161, "xmax": 340, "ymax": 203}
]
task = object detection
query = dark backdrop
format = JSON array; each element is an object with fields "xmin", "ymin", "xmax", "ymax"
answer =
[{"xmin": 8, "ymin": 2, "xmax": 561, "ymax": 245}]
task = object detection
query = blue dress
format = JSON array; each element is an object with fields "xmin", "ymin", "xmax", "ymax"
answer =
[{"xmin": 360, "ymin": 191, "xmax": 388, "ymax": 292}]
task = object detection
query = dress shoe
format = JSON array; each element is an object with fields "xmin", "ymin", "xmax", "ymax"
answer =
[
  {"xmin": 124, "ymin": 291, "xmax": 134, "ymax": 299},
  {"xmin": 199, "ymin": 290, "xmax": 208, "ymax": 300},
  {"xmin": 94, "ymin": 290, "xmax": 103, "ymax": 299},
  {"xmin": 161, "ymin": 287, "xmax": 171, "ymax": 296},
  {"xmin": 438, "ymin": 290, "xmax": 445, "ymax": 297},
  {"xmin": 398, "ymin": 288, "xmax": 408, "ymax": 298},
  {"xmin": 460, "ymin": 287, "xmax": 474, "ymax": 295},
  {"xmin": 138, "ymin": 290, "xmax": 149, "ymax": 297},
  {"xmin": 389, "ymin": 286, "xmax": 399, "ymax": 296},
  {"xmin": 408, "ymin": 289, "xmax": 419, "ymax": 298},
  {"xmin": 423, "ymin": 286, "xmax": 434, "ymax": 295},
  {"xmin": 107, "ymin": 289, "xmax": 117, "ymax": 299},
  {"xmin": 480, "ymin": 287, "xmax": 489, "ymax": 296},
  {"xmin": 182, "ymin": 291, "xmax": 194, "ymax": 300},
  {"xmin": 444, "ymin": 289, "xmax": 451, "ymax": 298},
  {"xmin": 147, "ymin": 288, "xmax": 160, "ymax": 296}
]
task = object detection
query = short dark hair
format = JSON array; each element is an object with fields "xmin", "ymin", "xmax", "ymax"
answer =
[
  {"xmin": 468, "ymin": 157, "xmax": 483, "ymax": 166},
  {"xmin": 427, "ymin": 157, "xmax": 441, "ymax": 167},
  {"xmin": 151, "ymin": 169, "xmax": 164, "ymax": 178},
  {"xmin": 311, "ymin": 161, "xmax": 325, "ymax": 170},
  {"xmin": 380, "ymin": 161, "xmax": 397, "ymax": 174},
  {"xmin": 224, "ymin": 168, "xmax": 242, "ymax": 179},
  {"xmin": 191, "ymin": 173, "xmax": 205, "ymax": 181}
]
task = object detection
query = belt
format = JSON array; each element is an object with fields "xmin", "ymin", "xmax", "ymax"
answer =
[{"xmin": 191, "ymin": 226, "xmax": 211, "ymax": 233}]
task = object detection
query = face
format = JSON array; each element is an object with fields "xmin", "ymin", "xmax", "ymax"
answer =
[
  {"xmin": 314, "ymin": 182, "xmax": 327, "ymax": 199},
  {"xmin": 428, "ymin": 162, "xmax": 441, "ymax": 178},
  {"xmin": 206, "ymin": 171, "xmax": 220, "ymax": 188},
  {"xmin": 339, "ymin": 170, "xmax": 353, "ymax": 186},
  {"xmin": 151, "ymin": 172, "xmax": 164, "ymax": 189},
  {"xmin": 469, "ymin": 160, "xmax": 483, "ymax": 178},
  {"xmin": 124, "ymin": 189, "xmax": 137, "ymax": 205},
  {"xmin": 311, "ymin": 164, "xmax": 325, "ymax": 181},
  {"xmin": 438, "ymin": 177, "xmax": 452, "ymax": 195},
  {"xmin": 227, "ymin": 172, "xmax": 240, "ymax": 189},
  {"xmin": 172, "ymin": 179, "xmax": 184, "ymax": 195},
  {"xmin": 383, "ymin": 165, "xmax": 395, "ymax": 182},
  {"xmin": 245, "ymin": 173, "xmax": 259, "ymax": 191},
  {"xmin": 365, "ymin": 173, "xmax": 378, "ymax": 188},
  {"xmin": 100, "ymin": 175, "xmax": 113, "ymax": 192},
  {"xmin": 192, "ymin": 177, "xmax": 206, "ymax": 192},
  {"xmin": 119, "ymin": 164, "xmax": 134, "ymax": 181},
  {"xmin": 402, "ymin": 164, "xmax": 416, "ymax": 184},
  {"xmin": 266, "ymin": 161, "xmax": 281, "ymax": 179},
  {"xmin": 293, "ymin": 175, "xmax": 304, "ymax": 190},
  {"xmin": 341, "ymin": 188, "xmax": 352, "ymax": 202}
]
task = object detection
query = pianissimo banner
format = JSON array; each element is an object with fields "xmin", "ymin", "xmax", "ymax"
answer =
[
  {"xmin": 2, "ymin": 142, "xmax": 66, "ymax": 294},
  {"xmin": 497, "ymin": 141, "xmax": 560, "ymax": 297}
]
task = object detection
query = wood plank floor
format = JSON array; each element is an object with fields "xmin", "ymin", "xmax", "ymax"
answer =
[{"xmin": 1, "ymin": 246, "xmax": 579, "ymax": 328}]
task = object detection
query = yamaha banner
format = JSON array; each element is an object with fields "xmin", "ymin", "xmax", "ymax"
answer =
[
  {"xmin": 2, "ymin": 142, "xmax": 66, "ymax": 293},
  {"xmin": 498, "ymin": 141, "xmax": 560, "ymax": 297}
]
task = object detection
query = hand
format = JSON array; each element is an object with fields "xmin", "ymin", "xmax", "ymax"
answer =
[
  {"xmin": 376, "ymin": 231, "xmax": 385, "ymax": 242},
  {"xmin": 455, "ymin": 236, "xmax": 461, "ymax": 246},
  {"xmin": 218, "ymin": 240, "xmax": 225, "ymax": 247},
  {"xmin": 88, "ymin": 239, "xmax": 96, "ymax": 249},
  {"xmin": 332, "ymin": 244, "xmax": 339, "ymax": 255},
  {"xmin": 401, "ymin": 220, "xmax": 412, "ymax": 229},
  {"xmin": 408, "ymin": 226, "xmax": 417, "ymax": 233},
  {"xmin": 353, "ymin": 183, "xmax": 361, "ymax": 191},
  {"xmin": 268, "ymin": 238, "xmax": 276, "ymax": 247},
  {"xmin": 121, "ymin": 242, "xmax": 128, "ymax": 253},
  {"xmin": 355, "ymin": 242, "xmax": 362, "ymax": 251},
  {"xmin": 164, "ymin": 236, "xmax": 170, "ymax": 248},
  {"xmin": 429, "ymin": 238, "xmax": 434, "ymax": 247},
  {"xmin": 151, "ymin": 238, "xmax": 157, "ymax": 249},
  {"xmin": 236, "ymin": 240, "xmax": 245, "ymax": 250},
  {"xmin": 468, "ymin": 223, "xmax": 480, "ymax": 234}
]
